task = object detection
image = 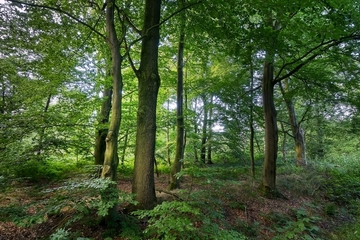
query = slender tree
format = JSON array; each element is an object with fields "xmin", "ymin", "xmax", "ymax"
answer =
[
  {"xmin": 279, "ymin": 79, "xmax": 306, "ymax": 166},
  {"xmin": 100, "ymin": 0, "xmax": 123, "ymax": 180},
  {"xmin": 169, "ymin": 18, "xmax": 185, "ymax": 189}
]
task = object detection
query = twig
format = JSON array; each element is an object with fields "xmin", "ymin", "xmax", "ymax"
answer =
[{"xmin": 156, "ymin": 189, "xmax": 184, "ymax": 201}]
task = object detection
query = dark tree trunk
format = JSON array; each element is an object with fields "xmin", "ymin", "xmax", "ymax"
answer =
[
  {"xmin": 169, "ymin": 30, "xmax": 185, "ymax": 190},
  {"xmin": 182, "ymin": 68, "xmax": 188, "ymax": 169},
  {"xmin": 166, "ymin": 93, "xmax": 171, "ymax": 166},
  {"xmin": 193, "ymin": 98, "xmax": 199, "ymax": 162},
  {"xmin": 200, "ymin": 95, "xmax": 208, "ymax": 163},
  {"xmin": 94, "ymin": 87, "xmax": 112, "ymax": 165},
  {"xmin": 315, "ymin": 116, "xmax": 325, "ymax": 158},
  {"xmin": 279, "ymin": 121, "xmax": 287, "ymax": 163},
  {"xmin": 206, "ymin": 96, "xmax": 213, "ymax": 164},
  {"xmin": 250, "ymin": 63, "xmax": 255, "ymax": 178},
  {"xmin": 36, "ymin": 93, "xmax": 52, "ymax": 156},
  {"xmin": 132, "ymin": 0, "xmax": 161, "ymax": 210},
  {"xmin": 260, "ymin": 61, "xmax": 279, "ymax": 198}
]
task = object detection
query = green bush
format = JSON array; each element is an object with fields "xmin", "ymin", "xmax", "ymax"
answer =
[
  {"xmin": 13, "ymin": 159, "xmax": 63, "ymax": 181},
  {"xmin": 270, "ymin": 208, "xmax": 321, "ymax": 240},
  {"xmin": 133, "ymin": 200, "xmax": 246, "ymax": 240},
  {"xmin": 325, "ymin": 169, "xmax": 360, "ymax": 205},
  {"xmin": 0, "ymin": 204, "xmax": 27, "ymax": 222}
]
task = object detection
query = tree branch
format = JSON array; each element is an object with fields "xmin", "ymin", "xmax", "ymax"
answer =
[
  {"xmin": 127, "ymin": 0, "xmax": 203, "ymax": 53},
  {"xmin": 114, "ymin": 4, "xmax": 142, "ymax": 35},
  {"xmin": 6, "ymin": 0, "xmax": 106, "ymax": 39},
  {"xmin": 274, "ymin": 34, "xmax": 360, "ymax": 84}
]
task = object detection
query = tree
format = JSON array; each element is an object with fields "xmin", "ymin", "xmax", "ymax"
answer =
[
  {"xmin": 100, "ymin": 0, "xmax": 123, "ymax": 181},
  {"xmin": 132, "ymin": 0, "xmax": 161, "ymax": 209},
  {"xmin": 279, "ymin": 79, "xmax": 307, "ymax": 166},
  {"xmin": 169, "ymin": 7, "xmax": 185, "ymax": 189}
]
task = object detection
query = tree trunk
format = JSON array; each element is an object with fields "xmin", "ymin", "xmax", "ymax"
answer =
[
  {"xmin": 94, "ymin": 87, "xmax": 112, "ymax": 165},
  {"xmin": 132, "ymin": 0, "xmax": 161, "ymax": 210},
  {"xmin": 120, "ymin": 95, "xmax": 133, "ymax": 165},
  {"xmin": 315, "ymin": 116, "xmax": 325, "ymax": 159},
  {"xmin": 260, "ymin": 61, "xmax": 279, "ymax": 198},
  {"xmin": 101, "ymin": 0, "xmax": 123, "ymax": 181},
  {"xmin": 200, "ymin": 95, "xmax": 208, "ymax": 163},
  {"xmin": 120, "ymin": 129, "xmax": 128, "ymax": 165},
  {"xmin": 250, "ymin": 63, "xmax": 255, "ymax": 178},
  {"xmin": 193, "ymin": 98, "xmax": 199, "ymax": 162},
  {"xmin": 169, "ymin": 30, "xmax": 185, "ymax": 190},
  {"xmin": 166, "ymin": 92, "xmax": 171, "ymax": 166},
  {"xmin": 279, "ymin": 121, "xmax": 287, "ymax": 163},
  {"xmin": 36, "ymin": 93, "xmax": 52, "ymax": 156},
  {"xmin": 279, "ymin": 80, "xmax": 306, "ymax": 166},
  {"xmin": 206, "ymin": 96, "xmax": 213, "ymax": 164},
  {"xmin": 182, "ymin": 67, "xmax": 188, "ymax": 168}
]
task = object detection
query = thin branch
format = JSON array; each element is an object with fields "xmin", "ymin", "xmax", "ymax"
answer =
[
  {"xmin": 155, "ymin": 0, "xmax": 203, "ymax": 35},
  {"xmin": 125, "ymin": 0, "xmax": 203, "ymax": 58},
  {"xmin": 114, "ymin": 3, "xmax": 127, "ymax": 45},
  {"xmin": 6, "ymin": 0, "xmax": 106, "ymax": 39},
  {"xmin": 114, "ymin": 4, "xmax": 142, "ymax": 35},
  {"xmin": 274, "ymin": 38, "xmax": 336, "ymax": 81},
  {"xmin": 274, "ymin": 34, "xmax": 360, "ymax": 84},
  {"xmin": 156, "ymin": 189, "xmax": 184, "ymax": 201},
  {"xmin": 124, "ymin": 37, "xmax": 139, "ymax": 76},
  {"xmin": 298, "ymin": 104, "xmax": 311, "ymax": 125}
]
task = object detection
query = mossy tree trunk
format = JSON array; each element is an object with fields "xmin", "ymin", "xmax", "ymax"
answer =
[
  {"xmin": 280, "ymin": 80, "xmax": 306, "ymax": 166},
  {"xmin": 101, "ymin": 0, "xmax": 123, "ymax": 181},
  {"xmin": 94, "ymin": 87, "xmax": 112, "ymax": 165}
]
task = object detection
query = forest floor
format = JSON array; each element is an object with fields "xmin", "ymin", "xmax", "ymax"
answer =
[{"xmin": 0, "ymin": 163, "xmax": 357, "ymax": 239}]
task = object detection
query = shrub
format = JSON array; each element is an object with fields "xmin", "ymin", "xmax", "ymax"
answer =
[
  {"xmin": 325, "ymin": 169, "xmax": 360, "ymax": 205},
  {"xmin": 133, "ymin": 200, "xmax": 246, "ymax": 240},
  {"xmin": 270, "ymin": 208, "xmax": 321, "ymax": 240},
  {"xmin": 14, "ymin": 177, "xmax": 137, "ymax": 238}
]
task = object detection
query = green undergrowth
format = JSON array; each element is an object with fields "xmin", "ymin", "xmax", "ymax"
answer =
[
  {"xmin": 3, "ymin": 176, "xmax": 139, "ymax": 239},
  {"xmin": 133, "ymin": 195, "xmax": 246, "ymax": 240},
  {"xmin": 2, "ymin": 155, "xmax": 360, "ymax": 239},
  {"xmin": 268, "ymin": 206, "xmax": 322, "ymax": 240},
  {"xmin": 10, "ymin": 157, "xmax": 92, "ymax": 182}
]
